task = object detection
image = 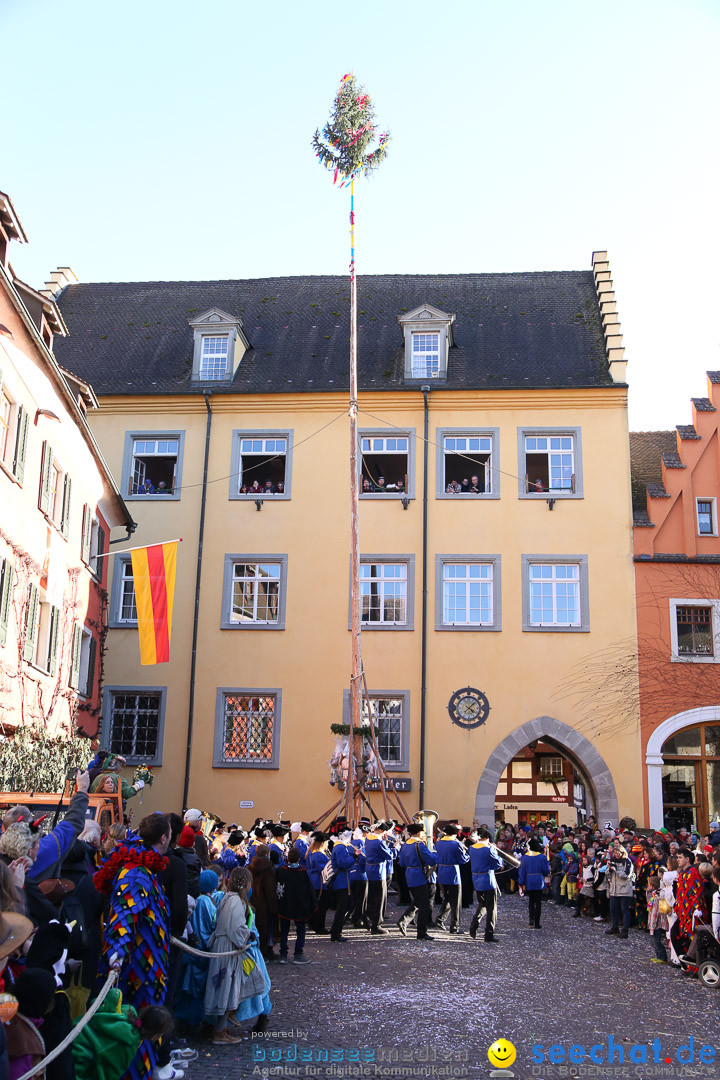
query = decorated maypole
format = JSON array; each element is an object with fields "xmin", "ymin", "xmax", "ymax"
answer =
[{"xmin": 313, "ymin": 76, "xmax": 390, "ymax": 825}]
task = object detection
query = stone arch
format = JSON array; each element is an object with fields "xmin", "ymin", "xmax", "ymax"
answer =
[
  {"xmin": 645, "ymin": 705, "xmax": 720, "ymax": 829},
  {"xmin": 473, "ymin": 715, "xmax": 619, "ymax": 828}
]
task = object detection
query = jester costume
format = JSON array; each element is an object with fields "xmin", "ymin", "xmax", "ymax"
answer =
[{"xmin": 94, "ymin": 844, "xmax": 170, "ymax": 1080}]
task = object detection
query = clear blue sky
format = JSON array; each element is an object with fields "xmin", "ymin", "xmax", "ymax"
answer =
[{"xmin": 4, "ymin": 0, "xmax": 719, "ymax": 429}]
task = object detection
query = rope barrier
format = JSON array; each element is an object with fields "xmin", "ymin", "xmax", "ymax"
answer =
[
  {"xmin": 16, "ymin": 970, "xmax": 118, "ymax": 1080},
  {"xmin": 170, "ymin": 935, "xmax": 250, "ymax": 958}
]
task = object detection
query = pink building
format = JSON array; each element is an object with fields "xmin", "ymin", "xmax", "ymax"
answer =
[{"xmin": 0, "ymin": 190, "xmax": 132, "ymax": 741}]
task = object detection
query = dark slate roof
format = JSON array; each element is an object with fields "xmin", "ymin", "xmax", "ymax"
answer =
[
  {"xmin": 708, "ymin": 371, "xmax": 720, "ymax": 384},
  {"xmin": 51, "ymin": 272, "xmax": 613, "ymax": 396},
  {"xmin": 662, "ymin": 451, "xmax": 685, "ymax": 469},
  {"xmin": 629, "ymin": 430, "xmax": 677, "ymax": 523},
  {"xmin": 677, "ymin": 424, "xmax": 700, "ymax": 440},
  {"xmin": 692, "ymin": 397, "xmax": 715, "ymax": 412}
]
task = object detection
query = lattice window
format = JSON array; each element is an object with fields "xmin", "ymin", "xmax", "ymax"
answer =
[
  {"xmin": 222, "ymin": 694, "xmax": 275, "ymax": 762},
  {"xmin": 109, "ymin": 692, "xmax": 161, "ymax": 759},
  {"xmin": 677, "ymin": 606, "xmax": 713, "ymax": 656}
]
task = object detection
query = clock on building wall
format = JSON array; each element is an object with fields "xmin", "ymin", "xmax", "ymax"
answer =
[{"xmin": 448, "ymin": 686, "xmax": 490, "ymax": 729}]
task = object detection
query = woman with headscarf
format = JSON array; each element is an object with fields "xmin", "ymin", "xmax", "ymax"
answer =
[{"xmin": 175, "ymin": 870, "xmax": 218, "ymax": 1031}]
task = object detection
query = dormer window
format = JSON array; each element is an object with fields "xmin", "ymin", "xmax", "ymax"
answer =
[
  {"xmin": 189, "ymin": 308, "xmax": 249, "ymax": 383},
  {"xmin": 199, "ymin": 335, "xmax": 230, "ymax": 380},
  {"xmin": 411, "ymin": 333, "xmax": 440, "ymax": 378},
  {"xmin": 398, "ymin": 305, "xmax": 455, "ymax": 382}
]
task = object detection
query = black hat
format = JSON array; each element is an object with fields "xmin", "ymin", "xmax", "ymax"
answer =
[
  {"xmin": 444, "ymin": 824, "xmax": 460, "ymax": 836},
  {"xmin": 407, "ymin": 823, "xmax": 423, "ymax": 835},
  {"xmin": 300, "ymin": 821, "xmax": 313, "ymax": 833},
  {"xmin": 272, "ymin": 825, "xmax": 289, "ymax": 838},
  {"xmin": 14, "ymin": 968, "xmax": 57, "ymax": 1016},
  {"xmin": 359, "ymin": 817, "xmax": 371, "ymax": 826}
]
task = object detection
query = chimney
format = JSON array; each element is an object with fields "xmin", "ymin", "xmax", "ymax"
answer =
[{"xmin": 40, "ymin": 266, "xmax": 78, "ymax": 299}]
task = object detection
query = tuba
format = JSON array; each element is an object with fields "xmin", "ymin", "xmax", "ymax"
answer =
[
  {"xmin": 412, "ymin": 809, "xmax": 439, "ymax": 850},
  {"xmin": 494, "ymin": 843, "xmax": 521, "ymax": 870}
]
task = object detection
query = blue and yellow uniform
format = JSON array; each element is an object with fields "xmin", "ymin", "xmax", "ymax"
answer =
[
  {"xmin": 468, "ymin": 838, "xmax": 505, "ymax": 942},
  {"xmin": 397, "ymin": 831, "xmax": 439, "ymax": 940},
  {"xmin": 329, "ymin": 837, "xmax": 357, "ymax": 941},
  {"xmin": 364, "ymin": 830, "xmax": 397, "ymax": 932},
  {"xmin": 435, "ymin": 831, "xmax": 470, "ymax": 931}
]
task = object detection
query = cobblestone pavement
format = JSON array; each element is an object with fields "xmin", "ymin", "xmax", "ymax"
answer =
[{"xmin": 185, "ymin": 892, "xmax": 720, "ymax": 1080}]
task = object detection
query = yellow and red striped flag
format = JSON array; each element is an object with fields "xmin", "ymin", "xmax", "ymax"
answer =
[{"xmin": 130, "ymin": 541, "xmax": 178, "ymax": 665}]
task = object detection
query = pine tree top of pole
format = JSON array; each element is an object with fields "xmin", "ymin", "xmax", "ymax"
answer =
[{"xmin": 313, "ymin": 73, "xmax": 390, "ymax": 187}]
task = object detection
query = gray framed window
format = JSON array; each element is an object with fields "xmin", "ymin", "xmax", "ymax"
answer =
[
  {"xmin": 521, "ymin": 555, "xmax": 590, "ymax": 632},
  {"xmin": 436, "ymin": 428, "xmax": 500, "ymax": 499},
  {"xmin": 348, "ymin": 555, "xmax": 415, "ymax": 631},
  {"xmin": 359, "ymin": 429, "xmax": 416, "ymax": 499},
  {"xmin": 435, "ymin": 555, "xmax": 502, "ymax": 631},
  {"xmin": 0, "ymin": 381, "xmax": 29, "ymax": 485},
  {"xmin": 517, "ymin": 427, "xmax": 583, "ymax": 498},
  {"xmin": 342, "ymin": 689, "xmax": 410, "ymax": 771},
  {"xmin": 221, "ymin": 554, "xmax": 288, "ymax": 629},
  {"xmin": 669, "ymin": 599, "xmax": 720, "ymax": 663},
  {"xmin": 229, "ymin": 430, "xmax": 293, "ymax": 500},
  {"xmin": 101, "ymin": 686, "xmax": 167, "ymax": 765},
  {"xmin": 120, "ymin": 431, "xmax": 185, "ymax": 501},
  {"xmin": 213, "ymin": 688, "xmax": 281, "ymax": 769},
  {"xmin": 109, "ymin": 555, "xmax": 138, "ymax": 627}
]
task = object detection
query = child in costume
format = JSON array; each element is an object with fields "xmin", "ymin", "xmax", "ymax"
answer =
[{"xmin": 73, "ymin": 988, "xmax": 173, "ymax": 1080}]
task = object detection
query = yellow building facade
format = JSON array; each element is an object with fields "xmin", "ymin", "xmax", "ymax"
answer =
[{"xmin": 53, "ymin": 253, "xmax": 641, "ymax": 828}]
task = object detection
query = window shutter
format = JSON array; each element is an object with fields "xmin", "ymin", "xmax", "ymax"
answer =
[
  {"xmin": 39, "ymin": 442, "xmax": 53, "ymax": 514},
  {"xmin": 61, "ymin": 475, "xmax": 72, "ymax": 537},
  {"xmin": 48, "ymin": 606, "xmax": 60, "ymax": 676},
  {"xmin": 81, "ymin": 504, "xmax": 92, "ymax": 563},
  {"xmin": 85, "ymin": 635, "xmax": 97, "ymax": 698},
  {"xmin": 70, "ymin": 623, "xmax": 82, "ymax": 688},
  {"xmin": 14, "ymin": 407, "xmax": 28, "ymax": 484},
  {"xmin": 23, "ymin": 583, "xmax": 39, "ymax": 662},
  {"xmin": 0, "ymin": 559, "xmax": 13, "ymax": 647},
  {"xmin": 0, "ymin": 365, "xmax": 3, "ymax": 392},
  {"xmin": 95, "ymin": 524, "xmax": 106, "ymax": 579}
]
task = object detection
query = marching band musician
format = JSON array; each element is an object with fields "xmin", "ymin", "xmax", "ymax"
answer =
[
  {"xmin": 270, "ymin": 824, "xmax": 290, "ymax": 866},
  {"xmin": 364, "ymin": 821, "xmax": 397, "ymax": 934},
  {"xmin": 350, "ymin": 821, "xmax": 370, "ymax": 929},
  {"xmin": 292, "ymin": 822, "xmax": 314, "ymax": 869},
  {"xmin": 397, "ymin": 823, "xmax": 439, "ymax": 940},
  {"xmin": 435, "ymin": 823, "xmax": 470, "ymax": 933},
  {"xmin": 329, "ymin": 828, "xmax": 358, "ymax": 941},
  {"xmin": 468, "ymin": 826, "xmax": 505, "ymax": 943}
]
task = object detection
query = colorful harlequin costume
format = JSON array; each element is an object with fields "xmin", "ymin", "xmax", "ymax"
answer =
[
  {"xmin": 675, "ymin": 864, "xmax": 707, "ymax": 940},
  {"xmin": 94, "ymin": 845, "xmax": 169, "ymax": 1080}
]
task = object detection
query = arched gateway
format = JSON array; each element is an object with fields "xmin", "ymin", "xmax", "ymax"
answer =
[{"xmin": 473, "ymin": 715, "xmax": 619, "ymax": 828}]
